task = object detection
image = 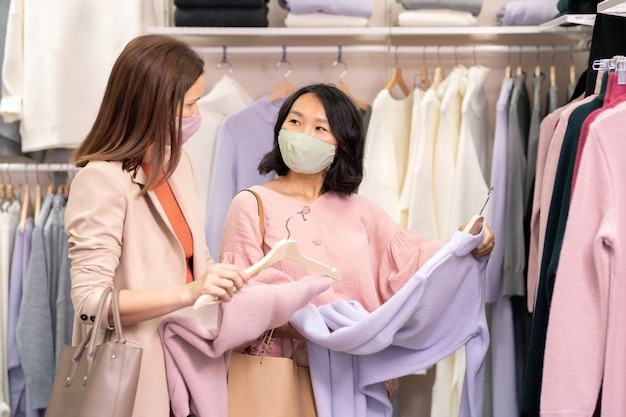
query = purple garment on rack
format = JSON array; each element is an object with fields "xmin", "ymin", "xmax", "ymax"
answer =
[
  {"xmin": 278, "ymin": 0, "xmax": 373, "ymax": 18},
  {"xmin": 495, "ymin": 0, "xmax": 558, "ymax": 26}
]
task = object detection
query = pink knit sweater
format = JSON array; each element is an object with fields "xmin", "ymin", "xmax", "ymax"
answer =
[{"xmin": 220, "ymin": 185, "xmax": 445, "ymax": 313}]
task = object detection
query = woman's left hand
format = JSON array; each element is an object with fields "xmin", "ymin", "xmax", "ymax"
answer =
[{"xmin": 472, "ymin": 223, "xmax": 495, "ymax": 258}]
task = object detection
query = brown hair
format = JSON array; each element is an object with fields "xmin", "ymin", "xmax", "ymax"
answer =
[{"xmin": 71, "ymin": 34, "xmax": 204, "ymax": 192}]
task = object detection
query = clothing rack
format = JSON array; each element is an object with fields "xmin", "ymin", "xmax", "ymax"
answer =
[
  {"xmin": 0, "ymin": 163, "xmax": 78, "ymax": 172},
  {"xmin": 194, "ymin": 44, "xmax": 588, "ymax": 56}
]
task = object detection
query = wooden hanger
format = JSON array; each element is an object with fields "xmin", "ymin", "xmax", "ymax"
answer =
[
  {"xmin": 268, "ymin": 80, "xmax": 296, "ymax": 103},
  {"xmin": 551, "ymin": 65, "xmax": 557, "ymax": 87},
  {"xmin": 385, "ymin": 67, "xmax": 411, "ymax": 97},
  {"xmin": 19, "ymin": 183, "xmax": 30, "ymax": 233},
  {"xmin": 336, "ymin": 82, "xmax": 368, "ymax": 111},
  {"xmin": 330, "ymin": 47, "xmax": 368, "ymax": 111},
  {"xmin": 534, "ymin": 46, "xmax": 542, "ymax": 77},
  {"xmin": 194, "ymin": 210, "xmax": 342, "ymax": 309},
  {"xmin": 34, "ymin": 183, "xmax": 41, "ymax": 222},
  {"xmin": 412, "ymin": 66, "xmax": 430, "ymax": 91},
  {"xmin": 431, "ymin": 66, "xmax": 444, "ymax": 90}
]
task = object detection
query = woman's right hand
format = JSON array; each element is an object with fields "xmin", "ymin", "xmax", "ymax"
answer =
[{"xmin": 190, "ymin": 263, "xmax": 248, "ymax": 304}]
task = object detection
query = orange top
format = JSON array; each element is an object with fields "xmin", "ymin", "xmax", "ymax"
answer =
[{"xmin": 142, "ymin": 163, "xmax": 194, "ymax": 283}]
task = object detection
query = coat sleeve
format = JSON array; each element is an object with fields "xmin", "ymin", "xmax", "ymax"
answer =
[{"xmin": 65, "ymin": 162, "xmax": 126, "ymax": 324}]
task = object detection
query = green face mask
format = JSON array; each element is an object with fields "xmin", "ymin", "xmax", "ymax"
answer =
[{"xmin": 278, "ymin": 129, "xmax": 336, "ymax": 174}]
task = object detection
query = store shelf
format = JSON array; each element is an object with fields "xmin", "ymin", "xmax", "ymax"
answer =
[
  {"xmin": 598, "ymin": 0, "xmax": 626, "ymax": 15},
  {"xmin": 539, "ymin": 13, "xmax": 596, "ymax": 28}
]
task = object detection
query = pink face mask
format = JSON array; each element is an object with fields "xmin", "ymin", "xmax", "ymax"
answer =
[{"xmin": 175, "ymin": 113, "xmax": 202, "ymax": 145}]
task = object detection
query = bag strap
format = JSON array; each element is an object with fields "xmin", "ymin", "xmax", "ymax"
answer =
[
  {"xmin": 240, "ymin": 188, "xmax": 274, "ymax": 362},
  {"xmin": 240, "ymin": 188, "xmax": 265, "ymax": 247},
  {"xmin": 111, "ymin": 288, "xmax": 126, "ymax": 343},
  {"xmin": 66, "ymin": 287, "xmax": 112, "ymax": 385},
  {"xmin": 82, "ymin": 288, "xmax": 126, "ymax": 377}
]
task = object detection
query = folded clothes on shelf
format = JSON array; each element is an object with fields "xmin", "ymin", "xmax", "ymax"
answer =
[
  {"xmin": 495, "ymin": 0, "xmax": 559, "ymax": 26},
  {"xmin": 285, "ymin": 12, "xmax": 369, "ymax": 28},
  {"xmin": 174, "ymin": 5, "xmax": 269, "ymax": 27},
  {"xmin": 395, "ymin": 0, "xmax": 483, "ymax": 17},
  {"xmin": 278, "ymin": 0, "xmax": 373, "ymax": 18},
  {"xmin": 174, "ymin": 0, "xmax": 268, "ymax": 7},
  {"xmin": 397, "ymin": 9, "xmax": 478, "ymax": 27}
]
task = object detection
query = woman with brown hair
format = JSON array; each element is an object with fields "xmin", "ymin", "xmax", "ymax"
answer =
[{"xmin": 64, "ymin": 34, "xmax": 247, "ymax": 417}]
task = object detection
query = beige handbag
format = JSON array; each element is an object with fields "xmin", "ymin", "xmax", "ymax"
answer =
[
  {"xmin": 227, "ymin": 331, "xmax": 317, "ymax": 417},
  {"xmin": 45, "ymin": 287, "xmax": 142, "ymax": 417},
  {"xmin": 228, "ymin": 189, "xmax": 317, "ymax": 417}
]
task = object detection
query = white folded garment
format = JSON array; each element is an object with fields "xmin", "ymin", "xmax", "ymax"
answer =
[
  {"xmin": 285, "ymin": 12, "xmax": 369, "ymax": 27},
  {"xmin": 397, "ymin": 9, "xmax": 478, "ymax": 26}
]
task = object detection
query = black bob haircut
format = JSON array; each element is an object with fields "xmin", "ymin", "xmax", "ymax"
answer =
[{"xmin": 258, "ymin": 83, "xmax": 365, "ymax": 195}]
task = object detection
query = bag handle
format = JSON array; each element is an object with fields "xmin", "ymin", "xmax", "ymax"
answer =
[
  {"xmin": 66, "ymin": 287, "xmax": 126, "ymax": 386},
  {"xmin": 241, "ymin": 188, "xmax": 265, "ymax": 247},
  {"xmin": 110, "ymin": 288, "xmax": 126, "ymax": 343}
]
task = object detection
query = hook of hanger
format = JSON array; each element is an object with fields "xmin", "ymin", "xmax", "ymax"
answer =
[
  {"xmin": 437, "ymin": 45, "xmax": 442, "ymax": 67},
  {"xmin": 276, "ymin": 45, "xmax": 292, "ymax": 81},
  {"xmin": 34, "ymin": 163, "xmax": 41, "ymax": 184},
  {"xmin": 421, "ymin": 45, "xmax": 427, "ymax": 67},
  {"xmin": 394, "ymin": 45, "xmax": 401, "ymax": 67},
  {"xmin": 472, "ymin": 45, "xmax": 477, "ymax": 66},
  {"xmin": 216, "ymin": 45, "xmax": 233, "ymax": 74},
  {"xmin": 332, "ymin": 46, "xmax": 348, "ymax": 82},
  {"xmin": 536, "ymin": 45, "xmax": 540, "ymax": 64},
  {"xmin": 518, "ymin": 45, "xmax": 523, "ymax": 66},
  {"xmin": 454, "ymin": 45, "xmax": 459, "ymax": 66},
  {"xmin": 22, "ymin": 164, "xmax": 29, "ymax": 185},
  {"xmin": 285, "ymin": 208, "xmax": 308, "ymax": 239},
  {"xmin": 569, "ymin": 44, "xmax": 574, "ymax": 64},
  {"xmin": 5, "ymin": 165, "xmax": 12, "ymax": 186}
]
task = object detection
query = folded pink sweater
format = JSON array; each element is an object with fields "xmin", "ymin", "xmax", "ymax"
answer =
[{"xmin": 158, "ymin": 275, "xmax": 333, "ymax": 417}]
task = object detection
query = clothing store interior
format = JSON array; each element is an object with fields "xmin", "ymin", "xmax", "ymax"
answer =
[{"xmin": 1, "ymin": 0, "xmax": 624, "ymax": 416}]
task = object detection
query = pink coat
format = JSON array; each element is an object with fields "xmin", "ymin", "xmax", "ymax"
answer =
[{"xmin": 65, "ymin": 152, "xmax": 211, "ymax": 417}]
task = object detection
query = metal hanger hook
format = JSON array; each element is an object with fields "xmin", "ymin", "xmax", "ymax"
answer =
[
  {"xmin": 276, "ymin": 46, "xmax": 292, "ymax": 81},
  {"xmin": 285, "ymin": 208, "xmax": 309, "ymax": 239},
  {"xmin": 216, "ymin": 45, "xmax": 233, "ymax": 74},
  {"xmin": 437, "ymin": 45, "xmax": 442, "ymax": 67},
  {"xmin": 536, "ymin": 45, "xmax": 540, "ymax": 65},
  {"xmin": 332, "ymin": 46, "xmax": 348, "ymax": 82},
  {"xmin": 394, "ymin": 45, "xmax": 402, "ymax": 67}
]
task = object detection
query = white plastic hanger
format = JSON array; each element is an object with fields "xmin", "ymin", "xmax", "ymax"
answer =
[
  {"xmin": 463, "ymin": 187, "xmax": 493, "ymax": 234},
  {"xmin": 194, "ymin": 210, "xmax": 341, "ymax": 309},
  {"xmin": 268, "ymin": 46, "xmax": 296, "ymax": 103}
]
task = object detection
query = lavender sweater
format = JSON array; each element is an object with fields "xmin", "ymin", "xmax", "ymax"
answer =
[{"xmin": 290, "ymin": 228, "xmax": 489, "ymax": 417}]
